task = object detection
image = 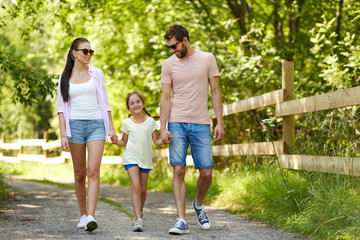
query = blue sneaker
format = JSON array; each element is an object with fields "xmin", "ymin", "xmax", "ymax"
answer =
[
  {"xmin": 192, "ymin": 200, "xmax": 210, "ymax": 229},
  {"xmin": 168, "ymin": 218, "xmax": 190, "ymax": 235}
]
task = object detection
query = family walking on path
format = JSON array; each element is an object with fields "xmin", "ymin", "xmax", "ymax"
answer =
[{"xmin": 56, "ymin": 24, "xmax": 224, "ymax": 235}]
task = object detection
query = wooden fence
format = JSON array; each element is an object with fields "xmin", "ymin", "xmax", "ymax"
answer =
[{"xmin": 1, "ymin": 61, "xmax": 360, "ymax": 176}]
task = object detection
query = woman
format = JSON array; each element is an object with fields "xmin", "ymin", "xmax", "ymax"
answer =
[{"xmin": 57, "ymin": 38, "xmax": 117, "ymax": 232}]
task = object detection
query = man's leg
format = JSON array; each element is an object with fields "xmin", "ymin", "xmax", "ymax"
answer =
[
  {"xmin": 172, "ymin": 165, "xmax": 187, "ymax": 219},
  {"xmin": 189, "ymin": 123, "xmax": 213, "ymax": 229},
  {"xmin": 196, "ymin": 168, "xmax": 212, "ymax": 206},
  {"xmin": 168, "ymin": 123, "xmax": 190, "ymax": 234}
]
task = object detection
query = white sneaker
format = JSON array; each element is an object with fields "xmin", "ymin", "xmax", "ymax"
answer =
[
  {"xmin": 76, "ymin": 215, "xmax": 87, "ymax": 229},
  {"xmin": 133, "ymin": 218, "xmax": 144, "ymax": 232},
  {"xmin": 85, "ymin": 215, "xmax": 98, "ymax": 232}
]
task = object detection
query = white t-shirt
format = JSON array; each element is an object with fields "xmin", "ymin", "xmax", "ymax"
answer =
[
  {"xmin": 161, "ymin": 50, "xmax": 220, "ymax": 124},
  {"xmin": 121, "ymin": 117, "xmax": 158, "ymax": 169},
  {"xmin": 69, "ymin": 77, "xmax": 102, "ymax": 119}
]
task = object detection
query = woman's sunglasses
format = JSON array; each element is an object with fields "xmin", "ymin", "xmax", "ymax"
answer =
[{"xmin": 75, "ymin": 48, "xmax": 95, "ymax": 56}]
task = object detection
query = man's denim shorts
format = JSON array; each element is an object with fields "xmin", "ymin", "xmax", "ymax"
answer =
[
  {"xmin": 123, "ymin": 164, "xmax": 151, "ymax": 174},
  {"xmin": 68, "ymin": 119, "xmax": 106, "ymax": 144},
  {"xmin": 168, "ymin": 122, "xmax": 213, "ymax": 169}
]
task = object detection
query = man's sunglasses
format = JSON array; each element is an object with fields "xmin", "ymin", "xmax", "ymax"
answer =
[
  {"xmin": 75, "ymin": 48, "xmax": 95, "ymax": 56},
  {"xmin": 165, "ymin": 38, "xmax": 183, "ymax": 50}
]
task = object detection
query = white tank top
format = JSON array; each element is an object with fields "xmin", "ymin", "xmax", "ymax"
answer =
[{"xmin": 69, "ymin": 77, "xmax": 102, "ymax": 120}]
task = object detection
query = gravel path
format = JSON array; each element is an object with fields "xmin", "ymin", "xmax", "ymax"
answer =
[{"xmin": 0, "ymin": 177, "xmax": 304, "ymax": 240}]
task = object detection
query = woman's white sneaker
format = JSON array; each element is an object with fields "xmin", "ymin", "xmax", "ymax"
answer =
[
  {"xmin": 76, "ymin": 215, "xmax": 87, "ymax": 229},
  {"xmin": 85, "ymin": 215, "xmax": 98, "ymax": 232}
]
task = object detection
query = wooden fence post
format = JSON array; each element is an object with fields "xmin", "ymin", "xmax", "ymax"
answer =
[
  {"xmin": 1, "ymin": 133, "xmax": 4, "ymax": 158},
  {"xmin": 43, "ymin": 130, "xmax": 48, "ymax": 159},
  {"xmin": 282, "ymin": 61, "xmax": 294, "ymax": 153}
]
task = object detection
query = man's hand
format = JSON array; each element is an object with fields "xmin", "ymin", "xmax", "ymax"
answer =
[
  {"xmin": 161, "ymin": 129, "xmax": 173, "ymax": 144},
  {"xmin": 213, "ymin": 123, "xmax": 225, "ymax": 141}
]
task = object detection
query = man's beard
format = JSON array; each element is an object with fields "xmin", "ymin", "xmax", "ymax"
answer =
[{"xmin": 176, "ymin": 44, "xmax": 187, "ymax": 59}]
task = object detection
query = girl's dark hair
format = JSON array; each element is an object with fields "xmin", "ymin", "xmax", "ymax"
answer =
[
  {"xmin": 60, "ymin": 38, "xmax": 90, "ymax": 102},
  {"xmin": 164, "ymin": 25, "xmax": 190, "ymax": 42},
  {"xmin": 126, "ymin": 91, "xmax": 159, "ymax": 120}
]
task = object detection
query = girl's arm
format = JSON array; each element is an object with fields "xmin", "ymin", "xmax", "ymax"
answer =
[
  {"xmin": 152, "ymin": 130, "xmax": 163, "ymax": 146},
  {"xmin": 114, "ymin": 132, "xmax": 128, "ymax": 147}
]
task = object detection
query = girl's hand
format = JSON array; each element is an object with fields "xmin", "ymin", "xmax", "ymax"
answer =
[{"xmin": 61, "ymin": 137, "xmax": 70, "ymax": 152}]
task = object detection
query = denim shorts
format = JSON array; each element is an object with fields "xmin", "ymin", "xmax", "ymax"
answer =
[
  {"xmin": 168, "ymin": 122, "xmax": 213, "ymax": 169},
  {"xmin": 68, "ymin": 119, "xmax": 106, "ymax": 144},
  {"xmin": 123, "ymin": 164, "xmax": 151, "ymax": 174}
]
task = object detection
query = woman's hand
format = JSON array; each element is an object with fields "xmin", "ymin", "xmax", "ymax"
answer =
[
  {"xmin": 61, "ymin": 136, "xmax": 70, "ymax": 152},
  {"xmin": 109, "ymin": 131, "xmax": 118, "ymax": 144}
]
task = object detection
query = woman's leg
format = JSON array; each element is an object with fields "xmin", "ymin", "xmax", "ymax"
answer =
[
  {"xmin": 139, "ymin": 172, "xmax": 149, "ymax": 216},
  {"xmin": 69, "ymin": 143, "xmax": 87, "ymax": 216},
  {"xmin": 86, "ymin": 140, "xmax": 105, "ymax": 216},
  {"xmin": 127, "ymin": 166, "xmax": 142, "ymax": 220}
]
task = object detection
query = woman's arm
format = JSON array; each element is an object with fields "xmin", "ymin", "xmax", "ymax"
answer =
[
  {"xmin": 152, "ymin": 130, "xmax": 163, "ymax": 146},
  {"xmin": 58, "ymin": 112, "xmax": 70, "ymax": 152},
  {"xmin": 114, "ymin": 132, "xmax": 128, "ymax": 147},
  {"xmin": 107, "ymin": 111, "xmax": 118, "ymax": 142}
]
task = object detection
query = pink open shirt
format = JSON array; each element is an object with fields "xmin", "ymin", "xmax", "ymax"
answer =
[{"xmin": 57, "ymin": 65, "xmax": 112, "ymax": 137}]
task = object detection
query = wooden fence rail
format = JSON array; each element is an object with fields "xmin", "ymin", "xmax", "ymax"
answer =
[{"xmin": 1, "ymin": 61, "xmax": 359, "ymax": 176}]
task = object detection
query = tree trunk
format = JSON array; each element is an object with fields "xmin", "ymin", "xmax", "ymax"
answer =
[
  {"xmin": 226, "ymin": 0, "xmax": 251, "ymax": 51},
  {"xmin": 335, "ymin": 0, "xmax": 344, "ymax": 44}
]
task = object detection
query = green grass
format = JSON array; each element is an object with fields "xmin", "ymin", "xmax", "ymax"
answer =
[
  {"xmin": 0, "ymin": 162, "xmax": 9, "ymax": 202},
  {"xmin": 25, "ymin": 178, "xmax": 74, "ymax": 190},
  {"xmin": 98, "ymin": 196, "xmax": 134, "ymax": 218},
  {"xmin": 2, "ymin": 160, "xmax": 74, "ymax": 181}
]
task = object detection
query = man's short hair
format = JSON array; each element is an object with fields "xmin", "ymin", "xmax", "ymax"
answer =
[{"xmin": 164, "ymin": 25, "xmax": 190, "ymax": 42}]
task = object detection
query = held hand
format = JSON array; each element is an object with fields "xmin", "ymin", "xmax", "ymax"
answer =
[
  {"xmin": 110, "ymin": 132, "xmax": 118, "ymax": 144},
  {"xmin": 213, "ymin": 124, "xmax": 225, "ymax": 142},
  {"xmin": 160, "ymin": 129, "xmax": 173, "ymax": 144},
  {"xmin": 61, "ymin": 137, "xmax": 70, "ymax": 152}
]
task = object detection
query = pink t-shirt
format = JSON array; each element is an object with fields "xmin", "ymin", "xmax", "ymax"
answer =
[{"xmin": 161, "ymin": 50, "xmax": 220, "ymax": 124}]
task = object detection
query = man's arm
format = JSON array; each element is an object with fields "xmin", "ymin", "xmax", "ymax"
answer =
[
  {"xmin": 160, "ymin": 83, "xmax": 173, "ymax": 144},
  {"xmin": 209, "ymin": 76, "xmax": 225, "ymax": 141}
]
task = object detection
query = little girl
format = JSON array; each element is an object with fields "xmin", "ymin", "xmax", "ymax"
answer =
[{"xmin": 112, "ymin": 91, "xmax": 163, "ymax": 232}]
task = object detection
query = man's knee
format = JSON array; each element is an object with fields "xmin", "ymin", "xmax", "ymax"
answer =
[
  {"xmin": 173, "ymin": 165, "xmax": 186, "ymax": 178},
  {"xmin": 199, "ymin": 168, "xmax": 212, "ymax": 180}
]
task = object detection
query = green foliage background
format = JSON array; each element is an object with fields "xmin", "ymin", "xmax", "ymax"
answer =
[
  {"xmin": 1, "ymin": 1, "xmax": 360, "ymax": 238},
  {"xmin": 1, "ymin": 0, "xmax": 359, "ymax": 145}
]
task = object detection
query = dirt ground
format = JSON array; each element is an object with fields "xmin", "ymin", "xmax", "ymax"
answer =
[{"xmin": 0, "ymin": 176, "xmax": 304, "ymax": 240}]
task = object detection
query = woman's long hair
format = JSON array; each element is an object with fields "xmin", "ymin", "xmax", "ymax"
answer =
[
  {"xmin": 60, "ymin": 38, "xmax": 90, "ymax": 102},
  {"xmin": 126, "ymin": 91, "xmax": 159, "ymax": 119}
]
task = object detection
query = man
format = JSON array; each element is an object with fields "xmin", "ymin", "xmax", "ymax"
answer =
[{"xmin": 160, "ymin": 25, "xmax": 225, "ymax": 235}]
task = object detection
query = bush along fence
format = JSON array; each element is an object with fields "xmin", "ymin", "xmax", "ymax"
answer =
[{"xmin": 1, "ymin": 61, "xmax": 360, "ymax": 175}]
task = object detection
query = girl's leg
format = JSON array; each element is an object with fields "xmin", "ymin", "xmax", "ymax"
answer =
[
  {"xmin": 69, "ymin": 143, "xmax": 87, "ymax": 216},
  {"xmin": 127, "ymin": 166, "xmax": 142, "ymax": 220},
  {"xmin": 86, "ymin": 140, "xmax": 105, "ymax": 216},
  {"xmin": 139, "ymin": 171, "xmax": 149, "ymax": 216}
]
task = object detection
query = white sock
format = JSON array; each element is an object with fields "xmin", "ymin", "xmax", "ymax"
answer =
[
  {"xmin": 195, "ymin": 202, "xmax": 204, "ymax": 210},
  {"xmin": 178, "ymin": 218, "xmax": 187, "ymax": 224}
]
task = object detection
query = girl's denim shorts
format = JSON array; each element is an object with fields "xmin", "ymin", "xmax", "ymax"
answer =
[
  {"xmin": 68, "ymin": 119, "xmax": 106, "ymax": 144},
  {"xmin": 123, "ymin": 164, "xmax": 151, "ymax": 174}
]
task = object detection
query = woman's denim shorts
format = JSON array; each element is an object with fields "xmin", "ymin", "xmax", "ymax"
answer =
[
  {"xmin": 168, "ymin": 122, "xmax": 213, "ymax": 169},
  {"xmin": 68, "ymin": 119, "xmax": 106, "ymax": 144}
]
